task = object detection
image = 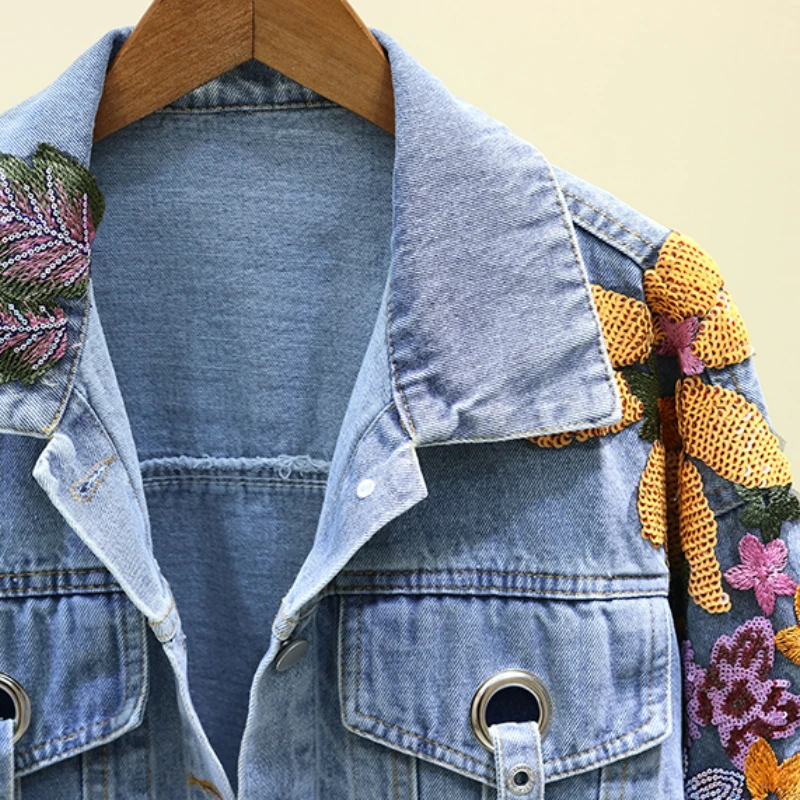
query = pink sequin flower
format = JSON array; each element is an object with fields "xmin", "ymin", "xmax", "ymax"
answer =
[
  {"xmin": 724, "ymin": 534, "xmax": 797, "ymax": 616},
  {"xmin": 683, "ymin": 617, "xmax": 800, "ymax": 769}
]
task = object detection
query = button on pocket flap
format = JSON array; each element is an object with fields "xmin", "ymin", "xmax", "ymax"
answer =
[
  {"xmin": 0, "ymin": 569, "xmax": 148, "ymax": 776},
  {"xmin": 337, "ymin": 592, "xmax": 673, "ymax": 786}
]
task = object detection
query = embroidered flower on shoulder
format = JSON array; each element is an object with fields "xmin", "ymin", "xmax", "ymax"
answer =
[
  {"xmin": 683, "ymin": 617, "xmax": 800, "ymax": 769},
  {"xmin": 0, "ymin": 142, "xmax": 104, "ymax": 385},
  {"xmin": 724, "ymin": 534, "xmax": 797, "ymax": 616},
  {"xmin": 528, "ymin": 230, "xmax": 798, "ymax": 615}
]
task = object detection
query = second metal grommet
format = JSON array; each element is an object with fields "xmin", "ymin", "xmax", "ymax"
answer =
[
  {"xmin": 0, "ymin": 673, "xmax": 31, "ymax": 744},
  {"xmin": 469, "ymin": 668, "xmax": 553, "ymax": 751}
]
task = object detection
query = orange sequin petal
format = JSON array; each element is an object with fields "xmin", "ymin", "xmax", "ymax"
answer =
[
  {"xmin": 590, "ymin": 284, "xmax": 654, "ymax": 368},
  {"xmin": 643, "ymin": 230, "xmax": 724, "ymax": 321},
  {"xmin": 679, "ymin": 455, "xmax": 731, "ymax": 613},
  {"xmin": 676, "ymin": 375, "xmax": 792, "ymax": 489},
  {"xmin": 775, "ymin": 586, "xmax": 800, "ymax": 666},
  {"xmin": 638, "ymin": 440, "xmax": 667, "ymax": 548},
  {"xmin": 692, "ymin": 287, "xmax": 752, "ymax": 368}
]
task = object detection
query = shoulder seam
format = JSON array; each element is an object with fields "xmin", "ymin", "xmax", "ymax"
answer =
[{"xmin": 561, "ymin": 188, "xmax": 668, "ymax": 270}]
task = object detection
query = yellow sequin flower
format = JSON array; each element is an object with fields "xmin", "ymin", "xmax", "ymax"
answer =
[{"xmin": 527, "ymin": 230, "xmax": 790, "ymax": 614}]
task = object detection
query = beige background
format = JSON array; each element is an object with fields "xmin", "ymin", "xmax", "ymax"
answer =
[{"xmin": 1, "ymin": 1, "xmax": 798, "ymax": 462}]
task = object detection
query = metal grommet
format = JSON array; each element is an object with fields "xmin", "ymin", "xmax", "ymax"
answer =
[
  {"xmin": 0, "ymin": 673, "xmax": 30, "ymax": 744},
  {"xmin": 469, "ymin": 669, "xmax": 553, "ymax": 751},
  {"xmin": 506, "ymin": 764, "xmax": 536, "ymax": 795}
]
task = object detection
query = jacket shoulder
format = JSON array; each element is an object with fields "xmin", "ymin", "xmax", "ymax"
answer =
[{"xmin": 550, "ymin": 163, "xmax": 672, "ymax": 279}]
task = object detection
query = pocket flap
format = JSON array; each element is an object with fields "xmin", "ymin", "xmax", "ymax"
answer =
[
  {"xmin": 337, "ymin": 591, "xmax": 673, "ymax": 786},
  {"xmin": 0, "ymin": 568, "xmax": 148, "ymax": 776}
]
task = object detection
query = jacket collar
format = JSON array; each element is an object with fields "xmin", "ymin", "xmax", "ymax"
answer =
[{"xmin": 0, "ymin": 25, "xmax": 622, "ymax": 628}]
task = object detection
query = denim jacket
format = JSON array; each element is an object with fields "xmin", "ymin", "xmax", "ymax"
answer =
[{"xmin": 1, "ymin": 23, "xmax": 798, "ymax": 800}]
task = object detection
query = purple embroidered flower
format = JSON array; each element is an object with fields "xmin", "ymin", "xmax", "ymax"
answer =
[
  {"xmin": 724, "ymin": 534, "xmax": 797, "ymax": 615},
  {"xmin": 0, "ymin": 143, "xmax": 104, "ymax": 385},
  {"xmin": 0, "ymin": 301, "xmax": 68, "ymax": 384},
  {"xmin": 683, "ymin": 616, "xmax": 800, "ymax": 769},
  {"xmin": 0, "ymin": 143, "xmax": 103, "ymax": 302},
  {"xmin": 655, "ymin": 314, "xmax": 705, "ymax": 375}
]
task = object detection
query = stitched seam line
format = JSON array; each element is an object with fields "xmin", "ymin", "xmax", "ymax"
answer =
[
  {"xmin": 569, "ymin": 213, "xmax": 646, "ymax": 264},
  {"xmin": 560, "ymin": 190, "xmax": 658, "ymax": 250},
  {"xmin": 547, "ymin": 163, "xmax": 619, "ymax": 418},
  {"xmin": 331, "ymin": 569, "xmax": 664, "ymax": 581},
  {"xmin": 323, "ymin": 585, "xmax": 667, "ymax": 599},
  {"xmin": 0, "ymin": 584, "xmax": 121, "ymax": 596},
  {"xmin": 141, "ymin": 478, "xmax": 327, "ymax": 490},
  {"xmin": 16, "ymin": 599, "xmax": 145, "ymax": 764},
  {"xmin": 0, "ymin": 568, "xmax": 109, "ymax": 579}
]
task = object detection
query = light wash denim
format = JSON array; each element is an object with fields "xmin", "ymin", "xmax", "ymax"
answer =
[{"xmin": 0, "ymin": 21, "xmax": 797, "ymax": 800}]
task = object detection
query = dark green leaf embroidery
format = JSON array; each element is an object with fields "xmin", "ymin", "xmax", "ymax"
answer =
[
  {"xmin": 622, "ymin": 352, "xmax": 661, "ymax": 442},
  {"xmin": 734, "ymin": 482, "xmax": 800, "ymax": 543}
]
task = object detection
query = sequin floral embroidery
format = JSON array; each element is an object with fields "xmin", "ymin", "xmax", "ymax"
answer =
[
  {"xmin": 683, "ymin": 617, "xmax": 800, "ymax": 769},
  {"xmin": 528, "ymin": 231, "xmax": 797, "ymax": 615},
  {"xmin": 0, "ymin": 142, "xmax": 104, "ymax": 385}
]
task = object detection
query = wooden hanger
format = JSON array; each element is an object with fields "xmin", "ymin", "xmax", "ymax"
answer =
[{"xmin": 92, "ymin": 0, "xmax": 395, "ymax": 143}]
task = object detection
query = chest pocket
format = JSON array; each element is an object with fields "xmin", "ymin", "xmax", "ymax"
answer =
[
  {"xmin": 334, "ymin": 585, "xmax": 675, "ymax": 794},
  {"xmin": 0, "ymin": 567, "xmax": 148, "ymax": 778}
]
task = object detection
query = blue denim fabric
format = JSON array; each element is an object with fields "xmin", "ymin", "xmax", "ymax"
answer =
[{"xmin": 0, "ymin": 21, "xmax": 797, "ymax": 800}]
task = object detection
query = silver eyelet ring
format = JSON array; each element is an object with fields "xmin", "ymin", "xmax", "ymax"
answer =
[
  {"xmin": 469, "ymin": 669, "xmax": 553, "ymax": 751},
  {"xmin": 0, "ymin": 673, "xmax": 31, "ymax": 744},
  {"xmin": 506, "ymin": 764, "xmax": 536, "ymax": 795}
]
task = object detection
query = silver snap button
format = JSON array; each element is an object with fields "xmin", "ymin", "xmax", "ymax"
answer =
[
  {"xmin": 0, "ymin": 673, "xmax": 30, "ymax": 743},
  {"xmin": 469, "ymin": 669, "xmax": 553, "ymax": 751},
  {"xmin": 356, "ymin": 478, "xmax": 375, "ymax": 498},
  {"xmin": 274, "ymin": 638, "xmax": 309, "ymax": 672},
  {"xmin": 506, "ymin": 764, "xmax": 536, "ymax": 795}
]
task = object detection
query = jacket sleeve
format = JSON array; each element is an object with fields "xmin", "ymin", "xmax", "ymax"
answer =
[{"xmin": 646, "ymin": 231, "xmax": 800, "ymax": 795}]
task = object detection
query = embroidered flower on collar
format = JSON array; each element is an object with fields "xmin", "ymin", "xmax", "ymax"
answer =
[
  {"xmin": 724, "ymin": 534, "xmax": 797, "ymax": 615},
  {"xmin": 0, "ymin": 142, "xmax": 104, "ymax": 385},
  {"xmin": 683, "ymin": 617, "xmax": 800, "ymax": 769},
  {"xmin": 743, "ymin": 737, "xmax": 800, "ymax": 800},
  {"xmin": 527, "ymin": 231, "xmax": 797, "ymax": 615}
]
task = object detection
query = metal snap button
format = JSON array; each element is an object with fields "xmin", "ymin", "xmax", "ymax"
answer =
[
  {"xmin": 356, "ymin": 478, "xmax": 375, "ymax": 499},
  {"xmin": 274, "ymin": 638, "xmax": 309, "ymax": 672},
  {"xmin": 0, "ymin": 673, "xmax": 30, "ymax": 743},
  {"xmin": 469, "ymin": 669, "xmax": 553, "ymax": 751}
]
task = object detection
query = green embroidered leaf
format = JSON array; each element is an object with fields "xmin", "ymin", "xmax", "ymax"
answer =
[
  {"xmin": 734, "ymin": 482, "xmax": 800, "ymax": 543},
  {"xmin": 622, "ymin": 354, "xmax": 661, "ymax": 442},
  {"xmin": 0, "ymin": 142, "xmax": 104, "ymax": 303}
]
